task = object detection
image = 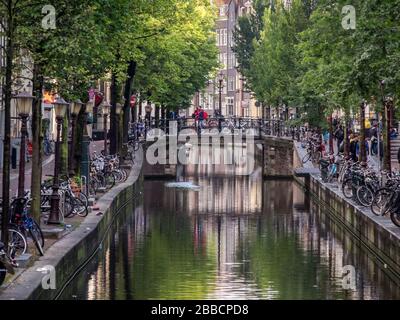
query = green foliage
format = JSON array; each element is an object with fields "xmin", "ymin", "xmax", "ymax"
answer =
[{"xmin": 234, "ymin": 0, "xmax": 400, "ymax": 127}]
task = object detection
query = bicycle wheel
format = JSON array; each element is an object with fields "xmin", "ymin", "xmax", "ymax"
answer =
[
  {"xmin": 78, "ymin": 192, "xmax": 89, "ymax": 208},
  {"xmin": 7, "ymin": 228, "xmax": 27, "ymax": 258},
  {"xmin": 73, "ymin": 197, "xmax": 88, "ymax": 217},
  {"xmin": 96, "ymin": 173, "xmax": 106, "ymax": 189},
  {"xmin": 89, "ymin": 178, "xmax": 99, "ymax": 195},
  {"xmin": 120, "ymin": 168, "xmax": 128, "ymax": 182},
  {"xmin": 31, "ymin": 219, "xmax": 45, "ymax": 248},
  {"xmin": 302, "ymin": 152, "xmax": 312, "ymax": 164},
  {"xmin": 0, "ymin": 261, "xmax": 5, "ymax": 286},
  {"xmin": 371, "ymin": 188, "xmax": 392, "ymax": 216},
  {"xmin": 63, "ymin": 195, "xmax": 75, "ymax": 218},
  {"xmin": 112, "ymin": 170, "xmax": 123, "ymax": 183},
  {"xmin": 356, "ymin": 186, "xmax": 373, "ymax": 207},
  {"xmin": 390, "ymin": 210, "xmax": 400, "ymax": 227},
  {"xmin": 342, "ymin": 178, "xmax": 354, "ymax": 199},
  {"xmin": 104, "ymin": 172, "xmax": 116, "ymax": 189},
  {"xmin": 29, "ymin": 227, "xmax": 44, "ymax": 256}
]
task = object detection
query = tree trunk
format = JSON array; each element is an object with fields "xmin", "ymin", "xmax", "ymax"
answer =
[
  {"xmin": 122, "ymin": 61, "xmax": 136, "ymax": 149},
  {"xmin": 118, "ymin": 114, "xmax": 123, "ymax": 155},
  {"xmin": 73, "ymin": 107, "xmax": 86, "ymax": 177},
  {"xmin": 359, "ymin": 101, "xmax": 367, "ymax": 164},
  {"xmin": 138, "ymin": 96, "xmax": 143, "ymax": 118},
  {"xmin": 30, "ymin": 63, "xmax": 44, "ymax": 223},
  {"xmin": 344, "ymin": 113, "xmax": 350, "ymax": 159},
  {"xmin": 383, "ymin": 100, "xmax": 392, "ymax": 171},
  {"xmin": 110, "ymin": 72, "xmax": 117, "ymax": 155},
  {"xmin": 131, "ymin": 96, "xmax": 138, "ymax": 123},
  {"xmin": 155, "ymin": 105, "xmax": 160, "ymax": 128},
  {"xmin": 60, "ymin": 114, "xmax": 69, "ymax": 176},
  {"xmin": 1, "ymin": 9, "xmax": 13, "ymax": 247}
]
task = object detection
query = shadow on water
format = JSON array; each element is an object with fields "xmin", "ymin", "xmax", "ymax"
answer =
[{"xmin": 59, "ymin": 144, "xmax": 400, "ymax": 300}]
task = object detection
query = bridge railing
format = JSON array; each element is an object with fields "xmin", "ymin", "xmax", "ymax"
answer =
[{"xmin": 130, "ymin": 117, "xmax": 296, "ymax": 139}]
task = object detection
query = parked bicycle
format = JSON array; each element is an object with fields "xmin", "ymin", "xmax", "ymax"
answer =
[
  {"xmin": 0, "ymin": 241, "xmax": 17, "ymax": 286},
  {"xmin": 10, "ymin": 197, "xmax": 44, "ymax": 256}
]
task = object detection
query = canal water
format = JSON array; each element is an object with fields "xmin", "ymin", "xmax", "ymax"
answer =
[{"xmin": 60, "ymin": 150, "xmax": 400, "ymax": 300}]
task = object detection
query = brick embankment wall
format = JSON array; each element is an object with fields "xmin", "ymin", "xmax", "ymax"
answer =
[{"xmin": 293, "ymin": 145, "xmax": 400, "ymax": 284}]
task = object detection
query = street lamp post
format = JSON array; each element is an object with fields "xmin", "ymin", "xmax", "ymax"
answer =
[
  {"xmin": 81, "ymin": 100, "xmax": 92, "ymax": 195},
  {"xmin": 48, "ymin": 98, "xmax": 69, "ymax": 224},
  {"xmin": 217, "ymin": 71, "xmax": 224, "ymax": 132},
  {"xmin": 115, "ymin": 103, "xmax": 123, "ymax": 154},
  {"xmin": 69, "ymin": 99, "xmax": 83, "ymax": 176},
  {"xmin": 14, "ymin": 91, "xmax": 34, "ymax": 197},
  {"xmin": 102, "ymin": 101, "xmax": 111, "ymax": 155}
]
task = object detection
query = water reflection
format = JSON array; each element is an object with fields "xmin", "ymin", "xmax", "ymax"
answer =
[{"xmin": 61, "ymin": 164, "xmax": 400, "ymax": 300}]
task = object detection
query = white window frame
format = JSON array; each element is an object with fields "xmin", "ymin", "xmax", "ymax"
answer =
[{"xmin": 228, "ymin": 76, "xmax": 235, "ymax": 92}]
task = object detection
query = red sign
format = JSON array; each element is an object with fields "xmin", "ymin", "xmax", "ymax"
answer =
[
  {"xmin": 130, "ymin": 95, "xmax": 136, "ymax": 107},
  {"xmin": 94, "ymin": 92, "xmax": 104, "ymax": 108}
]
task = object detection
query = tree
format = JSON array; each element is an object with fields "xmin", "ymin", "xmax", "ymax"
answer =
[
  {"xmin": 233, "ymin": 0, "xmax": 268, "ymax": 79},
  {"xmin": 248, "ymin": 0, "xmax": 310, "ymax": 120}
]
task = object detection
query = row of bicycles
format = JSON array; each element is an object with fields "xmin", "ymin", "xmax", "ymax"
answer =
[
  {"xmin": 316, "ymin": 154, "xmax": 400, "ymax": 228},
  {"xmin": 0, "ymin": 152, "xmax": 130, "ymax": 286},
  {"xmin": 89, "ymin": 152, "xmax": 129, "ymax": 195},
  {"xmin": 299, "ymin": 133, "xmax": 400, "ymax": 228},
  {"xmin": 338, "ymin": 159, "xmax": 400, "ymax": 227},
  {"xmin": 301, "ymin": 134, "xmax": 325, "ymax": 165}
]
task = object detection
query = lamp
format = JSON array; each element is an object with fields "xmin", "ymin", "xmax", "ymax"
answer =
[
  {"xmin": 14, "ymin": 91, "xmax": 34, "ymax": 197},
  {"xmin": 71, "ymin": 99, "xmax": 83, "ymax": 116},
  {"xmin": 101, "ymin": 101, "xmax": 111, "ymax": 155},
  {"xmin": 116, "ymin": 103, "xmax": 123, "ymax": 115},
  {"xmin": 15, "ymin": 91, "xmax": 34, "ymax": 116},
  {"xmin": 48, "ymin": 97, "xmax": 69, "ymax": 224},
  {"xmin": 53, "ymin": 97, "xmax": 69, "ymax": 118},
  {"xmin": 102, "ymin": 100, "xmax": 111, "ymax": 115},
  {"xmin": 69, "ymin": 99, "xmax": 83, "ymax": 175}
]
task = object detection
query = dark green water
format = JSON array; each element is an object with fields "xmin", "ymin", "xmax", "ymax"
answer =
[{"xmin": 60, "ymin": 167, "xmax": 400, "ymax": 300}]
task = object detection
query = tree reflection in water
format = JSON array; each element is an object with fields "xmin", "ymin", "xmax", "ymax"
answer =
[{"xmin": 60, "ymin": 158, "xmax": 400, "ymax": 300}]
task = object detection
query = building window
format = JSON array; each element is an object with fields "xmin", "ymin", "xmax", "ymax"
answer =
[
  {"xmin": 216, "ymin": 29, "xmax": 227, "ymax": 46},
  {"xmin": 222, "ymin": 29, "xmax": 227, "ymax": 46},
  {"xmin": 219, "ymin": 53, "xmax": 227, "ymax": 68},
  {"xmin": 227, "ymin": 97, "xmax": 234, "ymax": 116},
  {"xmin": 228, "ymin": 53, "xmax": 236, "ymax": 69},
  {"xmin": 219, "ymin": 5, "xmax": 227, "ymax": 17},
  {"xmin": 228, "ymin": 76, "xmax": 234, "ymax": 92}
]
